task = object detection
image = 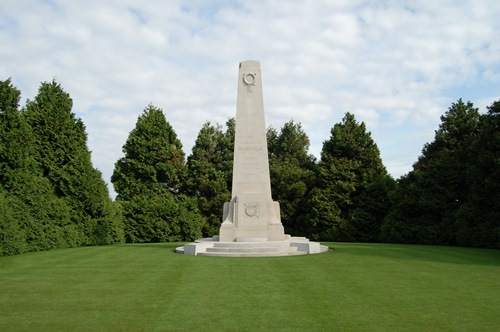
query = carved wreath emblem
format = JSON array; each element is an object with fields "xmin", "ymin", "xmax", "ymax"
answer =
[
  {"xmin": 244, "ymin": 203, "xmax": 260, "ymax": 218},
  {"xmin": 242, "ymin": 72, "xmax": 257, "ymax": 92}
]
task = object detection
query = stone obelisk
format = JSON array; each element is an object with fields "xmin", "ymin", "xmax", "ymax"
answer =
[
  {"xmin": 177, "ymin": 61, "xmax": 327, "ymax": 255},
  {"xmin": 219, "ymin": 60, "xmax": 285, "ymax": 242}
]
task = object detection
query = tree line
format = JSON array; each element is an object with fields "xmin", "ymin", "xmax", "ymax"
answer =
[{"xmin": 1, "ymin": 79, "xmax": 498, "ymax": 255}]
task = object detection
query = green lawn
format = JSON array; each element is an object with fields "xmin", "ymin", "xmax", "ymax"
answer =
[{"xmin": 0, "ymin": 243, "xmax": 499, "ymax": 331}]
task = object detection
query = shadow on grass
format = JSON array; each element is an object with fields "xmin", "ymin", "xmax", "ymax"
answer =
[
  {"xmin": 119, "ymin": 242, "xmax": 183, "ymax": 252},
  {"xmin": 328, "ymin": 242, "xmax": 500, "ymax": 267}
]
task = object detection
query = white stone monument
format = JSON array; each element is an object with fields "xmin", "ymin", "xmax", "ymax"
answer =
[
  {"xmin": 177, "ymin": 60, "xmax": 328, "ymax": 256},
  {"xmin": 219, "ymin": 60, "xmax": 285, "ymax": 242}
]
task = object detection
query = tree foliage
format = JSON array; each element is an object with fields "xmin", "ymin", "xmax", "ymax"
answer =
[
  {"xmin": 1, "ymin": 79, "xmax": 122, "ymax": 256},
  {"xmin": 267, "ymin": 120, "xmax": 316, "ymax": 235},
  {"xmin": 382, "ymin": 99, "xmax": 499, "ymax": 248},
  {"xmin": 112, "ymin": 105, "xmax": 203, "ymax": 242},
  {"xmin": 27, "ymin": 81, "xmax": 123, "ymax": 246},
  {"xmin": 458, "ymin": 101, "xmax": 500, "ymax": 248},
  {"xmin": 0, "ymin": 78, "xmax": 31, "ymax": 185},
  {"xmin": 185, "ymin": 118, "xmax": 234, "ymax": 236},
  {"xmin": 112, "ymin": 105, "xmax": 186, "ymax": 200},
  {"xmin": 305, "ymin": 113, "xmax": 395, "ymax": 241}
]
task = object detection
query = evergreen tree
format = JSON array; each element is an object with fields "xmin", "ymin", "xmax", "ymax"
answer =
[
  {"xmin": 305, "ymin": 112, "xmax": 394, "ymax": 241},
  {"xmin": 455, "ymin": 100, "xmax": 499, "ymax": 248},
  {"xmin": 2, "ymin": 79, "xmax": 122, "ymax": 256},
  {"xmin": 112, "ymin": 105, "xmax": 203, "ymax": 242},
  {"xmin": 0, "ymin": 78, "xmax": 28, "ymax": 187},
  {"xmin": 382, "ymin": 99, "xmax": 481, "ymax": 245},
  {"xmin": 1, "ymin": 79, "xmax": 73, "ymax": 255},
  {"xmin": 25, "ymin": 80, "xmax": 123, "ymax": 246},
  {"xmin": 221, "ymin": 117, "xmax": 235, "ymax": 191},
  {"xmin": 112, "ymin": 105, "xmax": 185, "ymax": 200},
  {"xmin": 267, "ymin": 120, "xmax": 316, "ymax": 235},
  {"xmin": 0, "ymin": 79, "xmax": 32, "ymax": 255},
  {"xmin": 185, "ymin": 118, "xmax": 234, "ymax": 236}
]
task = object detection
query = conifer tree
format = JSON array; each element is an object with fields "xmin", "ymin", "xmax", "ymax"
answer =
[
  {"xmin": 25, "ymin": 80, "xmax": 123, "ymax": 246},
  {"xmin": 112, "ymin": 105, "xmax": 203, "ymax": 242},
  {"xmin": 305, "ymin": 112, "xmax": 394, "ymax": 241},
  {"xmin": 0, "ymin": 80, "xmax": 123, "ymax": 255},
  {"xmin": 0, "ymin": 78, "xmax": 36, "ymax": 255},
  {"xmin": 382, "ymin": 99, "xmax": 481, "ymax": 245},
  {"xmin": 0, "ymin": 78, "xmax": 28, "ymax": 186},
  {"xmin": 267, "ymin": 120, "xmax": 316, "ymax": 235},
  {"xmin": 1, "ymin": 79, "xmax": 86, "ymax": 255},
  {"xmin": 185, "ymin": 118, "xmax": 234, "ymax": 236},
  {"xmin": 457, "ymin": 100, "xmax": 499, "ymax": 248}
]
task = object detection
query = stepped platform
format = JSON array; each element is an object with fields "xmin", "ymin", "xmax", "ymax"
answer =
[{"xmin": 175, "ymin": 236, "xmax": 329, "ymax": 257}]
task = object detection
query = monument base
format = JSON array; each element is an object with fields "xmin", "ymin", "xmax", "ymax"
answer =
[
  {"xmin": 219, "ymin": 194, "xmax": 285, "ymax": 242},
  {"xmin": 175, "ymin": 236, "xmax": 329, "ymax": 257}
]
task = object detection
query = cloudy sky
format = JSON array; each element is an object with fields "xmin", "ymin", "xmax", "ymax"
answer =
[{"xmin": 1, "ymin": 0, "xmax": 499, "ymax": 198}]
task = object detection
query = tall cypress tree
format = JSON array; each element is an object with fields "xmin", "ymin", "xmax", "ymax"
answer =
[
  {"xmin": 2, "ymin": 79, "xmax": 127, "ymax": 255},
  {"xmin": 0, "ymin": 78, "xmax": 29, "ymax": 186},
  {"xmin": 1, "ymin": 79, "xmax": 72, "ymax": 255},
  {"xmin": 185, "ymin": 118, "xmax": 234, "ymax": 236},
  {"xmin": 112, "ymin": 105, "xmax": 203, "ymax": 242},
  {"xmin": 0, "ymin": 78, "xmax": 35, "ymax": 255},
  {"xmin": 458, "ymin": 100, "xmax": 499, "ymax": 248},
  {"xmin": 382, "ymin": 99, "xmax": 481, "ymax": 245},
  {"xmin": 25, "ymin": 80, "xmax": 123, "ymax": 246},
  {"xmin": 267, "ymin": 120, "xmax": 316, "ymax": 235},
  {"xmin": 305, "ymin": 112, "xmax": 394, "ymax": 241}
]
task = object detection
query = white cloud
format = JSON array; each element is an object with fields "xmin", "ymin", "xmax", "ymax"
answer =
[{"xmin": 1, "ymin": 0, "xmax": 499, "ymax": 198}]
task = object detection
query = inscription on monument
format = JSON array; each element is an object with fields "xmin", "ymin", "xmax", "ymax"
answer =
[{"xmin": 236, "ymin": 141, "xmax": 266, "ymax": 180}]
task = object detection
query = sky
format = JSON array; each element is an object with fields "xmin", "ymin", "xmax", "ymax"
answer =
[{"xmin": 1, "ymin": 0, "xmax": 499, "ymax": 198}]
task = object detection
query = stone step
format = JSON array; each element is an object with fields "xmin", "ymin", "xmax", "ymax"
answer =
[
  {"xmin": 213, "ymin": 241, "xmax": 292, "ymax": 249},
  {"xmin": 199, "ymin": 250, "xmax": 306, "ymax": 257},
  {"xmin": 206, "ymin": 246, "xmax": 298, "ymax": 253},
  {"xmin": 179, "ymin": 237, "xmax": 329, "ymax": 256}
]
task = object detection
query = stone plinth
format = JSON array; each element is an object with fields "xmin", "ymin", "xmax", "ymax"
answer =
[{"xmin": 175, "ymin": 237, "xmax": 329, "ymax": 257}]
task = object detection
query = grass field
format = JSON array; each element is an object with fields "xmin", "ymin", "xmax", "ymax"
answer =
[{"xmin": 0, "ymin": 242, "xmax": 499, "ymax": 331}]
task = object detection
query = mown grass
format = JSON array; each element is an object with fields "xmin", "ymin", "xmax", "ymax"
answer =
[{"xmin": 0, "ymin": 242, "xmax": 499, "ymax": 331}]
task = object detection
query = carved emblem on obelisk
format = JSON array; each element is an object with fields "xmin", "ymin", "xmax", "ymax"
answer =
[
  {"xmin": 244, "ymin": 203, "xmax": 260, "ymax": 218},
  {"xmin": 242, "ymin": 72, "xmax": 257, "ymax": 92}
]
